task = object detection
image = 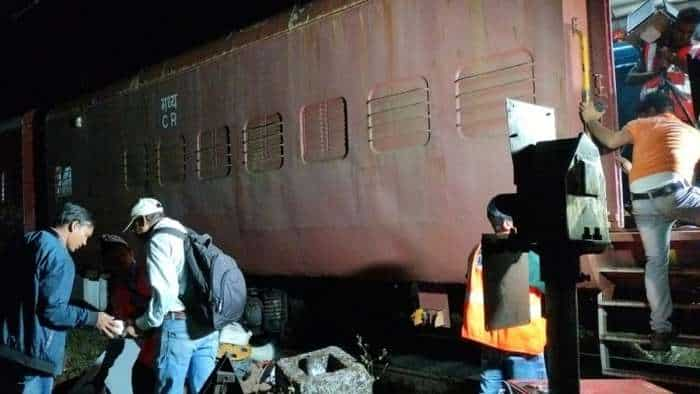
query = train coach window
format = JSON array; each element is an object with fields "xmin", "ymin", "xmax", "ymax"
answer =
[
  {"xmin": 368, "ymin": 77, "xmax": 430, "ymax": 152},
  {"xmin": 198, "ymin": 126, "xmax": 232, "ymax": 179},
  {"xmin": 157, "ymin": 136, "xmax": 186, "ymax": 185},
  {"xmin": 122, "ymin": 144, "xmax": 149, "ymax": 190},
  {"xmin": 55, "ymin": 166, "xmax": 72, "ymax": 199},
  {"xmin": 243, "ymin": 113, "xmax": 284, "ymax": 172},
  {"xmin": 300, "ymin": 98, "xmax": 348, "ymax": 162},
  {"xmin": 0, "ymin": 168, "xmax": 20, "ymax": 206},
  {"xmin": 455, "ymin": 50, "xmax": 535, "ymax": 137}
]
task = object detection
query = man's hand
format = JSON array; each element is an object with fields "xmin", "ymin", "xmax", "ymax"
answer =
[
  {"xmin": 578, "ymin": 102, "xmax": 631, "ymax": 149},
  {"xmin": 95, "ymin": 312, "xmax": 121, "ymax": 339},
  {"xmin": 614, "ymin": 150, "xmax": 632, "ymax": 174},
  {"xmin": 580, "ymin": 101, "xmax": 605, "ymax": 123},
  {"xmin": 124, "ymin": 319, "xmax": 140, "ymax": 339}
]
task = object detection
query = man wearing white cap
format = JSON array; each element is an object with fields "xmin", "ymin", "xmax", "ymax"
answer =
[{"xmin": 122, "ymin": 198, "xmax": 218, "ymax": 394}]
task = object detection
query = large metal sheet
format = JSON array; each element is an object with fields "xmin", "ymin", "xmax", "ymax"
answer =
[
  {"xmin": 506, "ymin": 99, "xmax": 556, "ymax": 156},
  {"xmin": 481, "ymin": 234, "xmax": 530, "ymax": 330}
]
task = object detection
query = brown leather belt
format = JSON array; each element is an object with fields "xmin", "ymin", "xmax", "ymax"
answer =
[{"xmin": 164, "ymin": 311, "xmax": 187, "ymax": 320}]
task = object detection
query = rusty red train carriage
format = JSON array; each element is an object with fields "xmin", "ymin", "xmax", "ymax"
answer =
[
  {"xmin": 8, "ymin": 1, "xmax": 700, "ymax": 387},
  {"xmin": 1, "ymin": 0, "xmax": 631, "ymax": 329},
  {"xmin": 42, "ymin": 0, "xmax": 617, "ymax": 280}
]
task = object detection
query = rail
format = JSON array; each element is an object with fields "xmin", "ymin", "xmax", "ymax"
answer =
[{"xmin": 610, "ymin": 229, "xmax": 700, "ymax": 243}]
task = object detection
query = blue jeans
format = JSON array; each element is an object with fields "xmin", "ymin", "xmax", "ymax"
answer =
[
  {"xmin": 17, "ymin": 375, "xmax": 52, "ymax": 394},
  {"xmin": 632, "ymin": 185, "xmax": 700, "ymax": 333},
  {"xmin": 480, "ymin": 348, "xmax": 547, "ymax": 394},
  {"xmin": 154, "ymin": 319, "xmax": 219, "ymax": 394}
]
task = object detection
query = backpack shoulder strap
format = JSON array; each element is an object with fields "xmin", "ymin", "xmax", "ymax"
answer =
[{"xmin": 150, "ymin": 227, "xmax": 187, "ymax": 240}]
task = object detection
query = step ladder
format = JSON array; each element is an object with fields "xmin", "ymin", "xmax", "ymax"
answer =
[{"xmin": 597, "ymin": 261, "xmax": 700, "ymax": 388}]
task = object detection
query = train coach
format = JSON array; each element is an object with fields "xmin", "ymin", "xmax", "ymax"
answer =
[
  {"xmin": 0, "ymin": 0, "xmax": 618, "ymax": 337},
  {"xmin": 6, "ymin": 0, "xmax": 699, "ymax": 385}
]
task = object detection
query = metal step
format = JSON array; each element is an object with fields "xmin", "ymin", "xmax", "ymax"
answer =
[
  {"xmin": 598, "ymin": 298, "xmax": 700, "ymax": 310},
  {"xmin": 599, "ymin": 267, "xmax": 700, "ymax": 276},
  {"xmin": 603, "ymin": 367, "xmax": 700, "ymax": 388},
  {"xmin": 611, "ymin": 229, "xmax": 700, "ymax": 243},
  {"xmin": 597, "ymin": 293, "xmax": 700, "ymax": 389},
  {"xmin": 600, "ymin": 331, "xmax": 700, "ymax": 349},
  {"xmin": 598, "ymin": 267, "xmax": 700, "ymax": 292}
]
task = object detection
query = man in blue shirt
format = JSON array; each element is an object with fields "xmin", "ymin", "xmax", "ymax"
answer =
[{"xmin": 0, "ymin": 202, "xmax": 121, "ymax": 394}]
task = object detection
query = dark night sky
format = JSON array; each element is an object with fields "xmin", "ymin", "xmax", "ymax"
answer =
[{"xmin": 0, "ymin": 1, "xmax": 309, "ymax": 120}]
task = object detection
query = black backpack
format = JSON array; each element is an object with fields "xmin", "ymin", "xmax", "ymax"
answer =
[{"xmin": 152, "ymin": 226, "xmax": 246, "ymax": 330}]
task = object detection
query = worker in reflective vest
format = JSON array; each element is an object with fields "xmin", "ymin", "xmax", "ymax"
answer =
[
  {"xmin": 626, "ymin": 7, "xmax": 700, "ymax": 125},
  {"xmin": 461, "ymin": 198, "xmax": 547, "ymax": 394}
]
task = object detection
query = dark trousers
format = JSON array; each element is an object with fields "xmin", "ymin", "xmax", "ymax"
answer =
[
  {"xmin": 132, "ymin": 361, "xmax": 155, "ymax": 394},
  {"xmin": 92, "ymin": 339, "xmax": 155, "ymax": 394},
  {"xmin": 92, "ymin": 338, "xmax": 126, "ymax": 391}
]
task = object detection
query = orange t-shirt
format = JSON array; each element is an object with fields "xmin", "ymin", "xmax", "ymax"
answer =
[{"xmin": 625, "ymin": 113, "xmax": 700, "ymax": 183}]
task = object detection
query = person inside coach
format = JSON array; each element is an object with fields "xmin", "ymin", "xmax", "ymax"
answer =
[
  {"xmin": 625, "ymin": 7, "xmax": 700, "ymax": 125},
  {"xmin": 122, "ymin": 198, "xmax": 219, "ymax": 394},
  {"xmin": 0, "ymin": 202, "xmax": 121, "ymax": 394},
  {"xmin": 581, "ymin": 91, "xmax": 700, "ymax": 351},
  {"xmin": 461, "ymin": 198, "xmax": 547, "ymax": 394}
]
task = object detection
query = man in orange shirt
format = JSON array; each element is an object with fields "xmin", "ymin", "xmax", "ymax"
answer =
[
  {"xmin": 461, "ymin": 198, "xmax": 547, "ymax": 393},
  {"xmin": 581, "ymin": 91, "xmax": 700, "ymax": 351}
]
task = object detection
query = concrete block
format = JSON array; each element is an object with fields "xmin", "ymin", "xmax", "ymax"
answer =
[{"xmin": 276, "ymin": 346, "xmax": 373, "ymax": 394}]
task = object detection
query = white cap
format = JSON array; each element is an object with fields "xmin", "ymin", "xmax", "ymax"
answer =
[{"xmin": 123, "ymin": 198, "xmax": 164, "ymax": 232}]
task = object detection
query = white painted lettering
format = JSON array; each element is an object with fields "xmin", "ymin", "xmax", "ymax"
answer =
[
  {"xmin": 158, "ymin": 93, "xmax": 179, "ymax": 129},
  {"xmin": 162, "ymin": 114, "xmax": 169, "ymax": 128}
]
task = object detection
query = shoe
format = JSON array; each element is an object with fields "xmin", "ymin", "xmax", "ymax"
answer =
[{"xmin": 648, "ymin": 330, "xmax": 677, "ymax": 352}]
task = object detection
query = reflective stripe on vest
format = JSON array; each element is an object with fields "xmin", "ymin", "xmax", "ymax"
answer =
[
  {"xmin": 460, "ymin": 245, "xmax": 547, "ymax": 355},
  {"xmin": 643, "ymin": 42, "xmax": 657, "ymax": 73}
]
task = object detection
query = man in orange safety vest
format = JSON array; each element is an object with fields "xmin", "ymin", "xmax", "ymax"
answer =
[{"xmin": 461, "ymin": 198, "xmax": 547, "ymax": 394}]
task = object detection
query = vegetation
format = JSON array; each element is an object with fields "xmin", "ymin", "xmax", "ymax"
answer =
[
  {"xmin": 356, "ymin": 334, "xmax": 390, "ymax": 382},
  {"xmin": 59, "ymin": 327, "xmax": 108, "ymax": 383},
  {"xmin": 636, "ymin": 344, "xmax": 700, "ymax": 366}
]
